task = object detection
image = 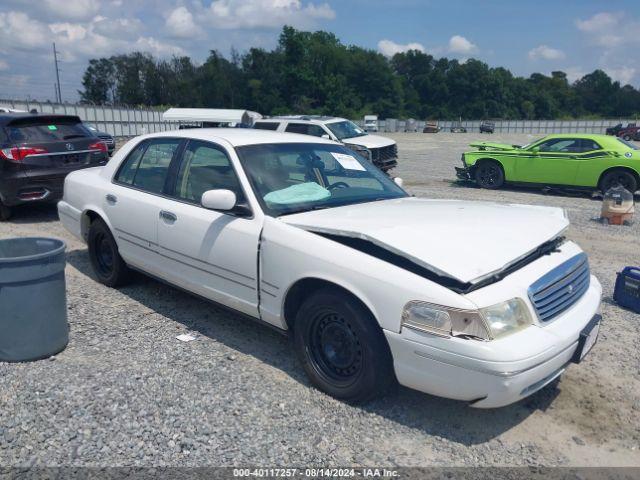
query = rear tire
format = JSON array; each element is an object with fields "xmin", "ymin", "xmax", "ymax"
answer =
[
  {"xmin": 88, "ymin": 218, "xmax": 132, "ymax": 287},
  {"xmin": 599, "ymin": 169, "xmax": 638, "ymax": 193},
  {"xmin": 622, "ymin": 134, "xmax": 632, "ymax": 141},
  {"xmin": 0, "ymin": 201, "xmax": 12, "ymax": 221},
  {"xmin": 293, "ymin": 288, "xmax": 396, "ymax": 402},
  {"xmin": 474, "ymin": 160, "xmax": 505, "ymax": 189}
]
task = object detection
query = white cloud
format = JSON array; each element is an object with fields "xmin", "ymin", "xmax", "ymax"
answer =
[
  {"xmin": 377, "ymin": 39, "xmax": 425, "ymax": 57},
  {"xmin": 0, "ymin": 11, "xmax": 49, "ymax": 50},
  {"xmin": 93, "ymin": 17, "xmax": 143, "ymax": 40},
  {"xmin": 528, "ymin": 45, "xmax": 565, "ymax": 61},
  {"xmin": 448, "ymin": 35, "xmax": 477, "ymax": 54},
  {"xmin": 166, "ymin": 6, "xmax": 202, "ymax": 38},
  {"xmin": 203, "ymin": 0, "xmax": 335, "ymax": 29},
  {"xmin": 42, "ymin": 0, "xmax": 100, "ymax": 21},
  {"xmin": 564, "ymin": 67, "xmax": 587, "ymax": 83},
  {"xmin": 575, "ymin": 11, "xmax": 639, "ymax": 47},
  {"xmin": 605, "ymin": 66, "xmax": 636, "ymax": 85},
  {"xmin": 575, "ymin": 12, "xmax": 621, "ymax": 33}
]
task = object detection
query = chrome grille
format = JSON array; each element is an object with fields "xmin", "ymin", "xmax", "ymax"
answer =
[
  {"xmin": 98, "ymin": 135, "xmax": 114, "ymax": 145},
  {"xmin": 528, "ymin": 253, "xmax": 590, "ymax": 322}
]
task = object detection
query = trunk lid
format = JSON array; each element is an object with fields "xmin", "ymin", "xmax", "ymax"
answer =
[{"xmin": 281, "ymin": 197, "xmax": 568, "ymax": 285}]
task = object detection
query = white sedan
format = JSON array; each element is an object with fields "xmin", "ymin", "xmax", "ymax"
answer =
[{"xmin": 58, "ymin": 129, "xmax": 602, "ymax": 407}]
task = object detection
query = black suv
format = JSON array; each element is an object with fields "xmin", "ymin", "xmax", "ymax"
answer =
[{"xmin": 0, "ymin": 113, "xmax": 109, "ymax": 220}]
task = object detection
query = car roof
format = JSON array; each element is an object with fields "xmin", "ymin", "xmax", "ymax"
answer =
[
  {"xmin": 0, "ymin": 113, "xmax": 81, "ymax": 126},
  {"xmin": 541, "ymin": 133, "xmax": 614, "ymax": 141},
  {"xmin": 258, "ymin": 115, "xmax": 346, "ymax": 124},
  {"xmin": 136, "ymin": 128, "xmax": 339, "ymax": 147}
]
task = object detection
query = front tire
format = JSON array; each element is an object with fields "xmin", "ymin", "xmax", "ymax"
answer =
[
  {"xmin": 474, "ymin": 160, "xmax": 505, "ymax": 189},
  {"xmin": 622, "ymin": 134, "xmax": 632, "ymax": 141},
  {"xmin": 599, "ymin": 169, "xmax": 638, "ymax": 193},
  {"xmin": 293, "ymin": 288, "xmax": 395, "ymax": 402},
  {"xmin": 88, "ymin": 218, "xmax": 132, "ymax": 287}
]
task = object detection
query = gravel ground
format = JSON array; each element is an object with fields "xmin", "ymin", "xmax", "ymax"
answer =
[{"xmin": 1, "ymin": 133, "xmax": 639, "ymax": 468}]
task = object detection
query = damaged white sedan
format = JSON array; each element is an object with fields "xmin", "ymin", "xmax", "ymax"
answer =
[{"xmin": 58, "ymin": 129, "xmax": 602, "ymax": 408}]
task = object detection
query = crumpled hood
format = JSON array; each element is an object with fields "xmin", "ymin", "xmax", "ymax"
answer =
[
  {"xmin": 281, "ymin": 197, "xmax": 568, "ymax": 284},
  {"xmin": 344, "ymin": 134, "xmax": 395, "ymax": 149}
]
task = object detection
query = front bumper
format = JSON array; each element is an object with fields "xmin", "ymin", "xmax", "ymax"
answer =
[
  {"xmin": 385, "ymin": 277, "xmax": 602, "ymax": 408},
  {"xmin": 455, "ymin": 166, "xmax": 472, "ymax": 180}
]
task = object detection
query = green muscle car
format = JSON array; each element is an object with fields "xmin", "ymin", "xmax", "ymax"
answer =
[{"xmin": 456, "ymin": 134, "xmax": 640, "ymax": 193}]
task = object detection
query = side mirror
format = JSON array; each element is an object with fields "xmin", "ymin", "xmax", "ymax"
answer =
[
  {"xmin": 201, "ymin": 189, "xmax": 236, "ymax": 211},
  {"xmin": 531, "ymin": 146, "xmax": 540, "ymax": 154},
  {"xmin": 321, "ymin": 134, "xmax": 330, "ymax": 139},
  {"xmin": 393, "ymin": 177, "xmax": 404, "ymax": 187}
]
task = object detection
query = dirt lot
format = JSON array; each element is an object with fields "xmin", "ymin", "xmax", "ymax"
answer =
[{"xmin": 1, "ymin": 133, "xmax": 639, "ymax": 468}]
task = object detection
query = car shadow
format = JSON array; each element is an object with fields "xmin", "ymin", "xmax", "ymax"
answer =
[
  {"xmin": 450, "ymin": 179, "xmax": 640, "ymax": 201},
  {"xmin": 5, "ymin": 203, "xmax": 60, "ymax": 224},
  {"xmin": 66, "ymin": 248, "xmax": 556, "ymax": 446}
]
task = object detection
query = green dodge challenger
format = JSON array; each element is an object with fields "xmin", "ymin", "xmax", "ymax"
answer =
[{"xmin": 456, "ymin": 134, "xmax": 639, "ymax": 193}]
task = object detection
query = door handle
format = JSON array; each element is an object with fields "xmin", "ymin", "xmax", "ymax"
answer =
[
  {"xmin": 159, "ymin": 210, "xmax": 177, "ymax": 223},
  {"xmin": 105, "ymin": 194, "xmax": 117, "ymax": 204}
]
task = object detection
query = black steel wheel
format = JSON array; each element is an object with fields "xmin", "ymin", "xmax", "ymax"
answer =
[
  {"xmin": 88, "ymin": 218, "xmax": 131, "ymax": 287},
  {"xmin": 294, "ymin": 288, "xmax": 395, "ymax": 402},
  {"xmin": 307, "ymin": 308, "xmax": 363, "ymax": 387},
  {"xmin": 599, "ymin": 169, "xmax": 638, "ymax": 193},
  {"xmin": 474, "ymin": 160, "xmax": 505, "ymax": 189}
]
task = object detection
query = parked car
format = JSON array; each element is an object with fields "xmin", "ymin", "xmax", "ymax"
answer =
[
  {"xmin": 450, "ymin": 121, "xmax": 467, "ymax": 133},
  {"xmin": 363, "ymin": 115, "xmax": 378, "ymax": 132},
  {"xmin": 422, "ymin": 121, "xmax": 440, "ymax": 133},
  {"xmin": 606, "ymin": 123, "xmax": 635, "ymax": 136},
  {"xmin": 617, "ymin": 125, "xmax": 640, "ymax": 142},
  {"xmin": 85, "ymin": 123, "xmax": 116, "ymax": 156},
  {"xmin": 58, "ymin": 129, "xmax": 602, "ymax": 408},
  {"xmin": 479, "ymin": 121, "xmax": 495, "ymax": 134},
  {"xmin": 0, "ymin": 113, "xmax": 109, "ymax": 220},
  {"xmin": 253, "ymin": 116, "xmax": 398, "ymax": 172},
  {"xmin": 456, "ymin": 134, "xmax": 640, "ymax": 192}
]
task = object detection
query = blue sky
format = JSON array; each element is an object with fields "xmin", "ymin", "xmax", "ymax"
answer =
[{"xmin": 1, "ymin": 0, "xmax": 639, "ymax": 102}]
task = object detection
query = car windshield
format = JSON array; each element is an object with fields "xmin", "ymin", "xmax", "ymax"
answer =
[
  {"xmin": 7, "ymin": 120, "xmax": 93, "ymax": 142},
  {"xmin": 617, "ymin": 138, "xmax": 639, "ymax": 150},
  {"xmin": 236, "ymin": 142, "xmax": 407, "ymax": 216},
  {"xmin": 325, "ymin": 120, "xmax": 367, "ymax": 140}
]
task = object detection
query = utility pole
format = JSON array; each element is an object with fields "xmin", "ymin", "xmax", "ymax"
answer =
[{"xmin": 53, "ymin": 42, "xmax": 62, "ymax": 103}]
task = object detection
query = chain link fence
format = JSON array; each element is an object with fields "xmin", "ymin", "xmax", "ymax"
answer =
[{"xmin": 1, "ymin": 99, "xmax": 636, "ymax": 137}]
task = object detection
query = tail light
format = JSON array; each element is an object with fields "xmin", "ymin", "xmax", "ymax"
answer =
[
  {"xmin": 0, "ymin": 146, "xmax": 48, "ymax": 162},
  {"xmin": 88, "ymin": 141, "xmax": 107, "ymax": 153}
]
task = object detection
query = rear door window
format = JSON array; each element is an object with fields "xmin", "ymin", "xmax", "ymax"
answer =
[
  {"xmin": 115, "ymin": 141, "xmax": 148, "ymax": 185},
  {"xmin": 579, "ymin": 139, "xmax": 602, "ymax": 152},
  {"xmin": 122, "ymin": 139, "xmax": 181, "ymax": 195},
  {"xmin": 7, "ymin": 120, "xmax": 92, "ymax": 143},
  {"xmin": 285, "ymin": 123, "xmax": 326, "ymax": 137}
]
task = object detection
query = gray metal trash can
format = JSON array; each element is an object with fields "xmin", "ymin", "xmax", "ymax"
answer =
[{"xmin": 0, "ymin": 237, "xmax": 68, "ymax": 362}]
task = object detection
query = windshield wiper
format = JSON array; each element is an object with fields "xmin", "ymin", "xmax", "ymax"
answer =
[{"xmin": 63, "ymin": 134, "xmax": 88, "ymax": 139}]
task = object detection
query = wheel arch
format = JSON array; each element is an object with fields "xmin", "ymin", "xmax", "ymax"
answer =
[
  {"xmin": 80, "ymin": 207, "xmax": 113, "ymax": 242},
  {"xmin": 597, "ymin": 166, "xmax": 640, "ymax": 190},
  {"xmin": 282, "ymin": 277, "xmax": 378, "ymax": 333}
]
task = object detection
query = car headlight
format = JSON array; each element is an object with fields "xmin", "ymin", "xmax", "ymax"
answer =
[
  {"xmin": 402, "ymin": 298, "xmax": 533, "ymax": 340},
  {"xmin": 402, "ymin": 301, "xmax": 491, "ymax": 340},
  {"xmin": 479, "ymin": 298, "xmax": 532, "ymax": 339}
]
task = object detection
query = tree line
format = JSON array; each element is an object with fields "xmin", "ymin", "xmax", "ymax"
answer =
[{"xmin": 79, "ymin": 26, "xmax": 640, "ymax": 120}]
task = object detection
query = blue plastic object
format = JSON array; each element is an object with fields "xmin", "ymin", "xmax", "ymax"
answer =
[
  {"xmin": 0, "ymin": 237, "xmax": 68, "ymax": 362},
  {"xmin": 614, "ymin": 266, "xmax": 640, "ymax": 314}
]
